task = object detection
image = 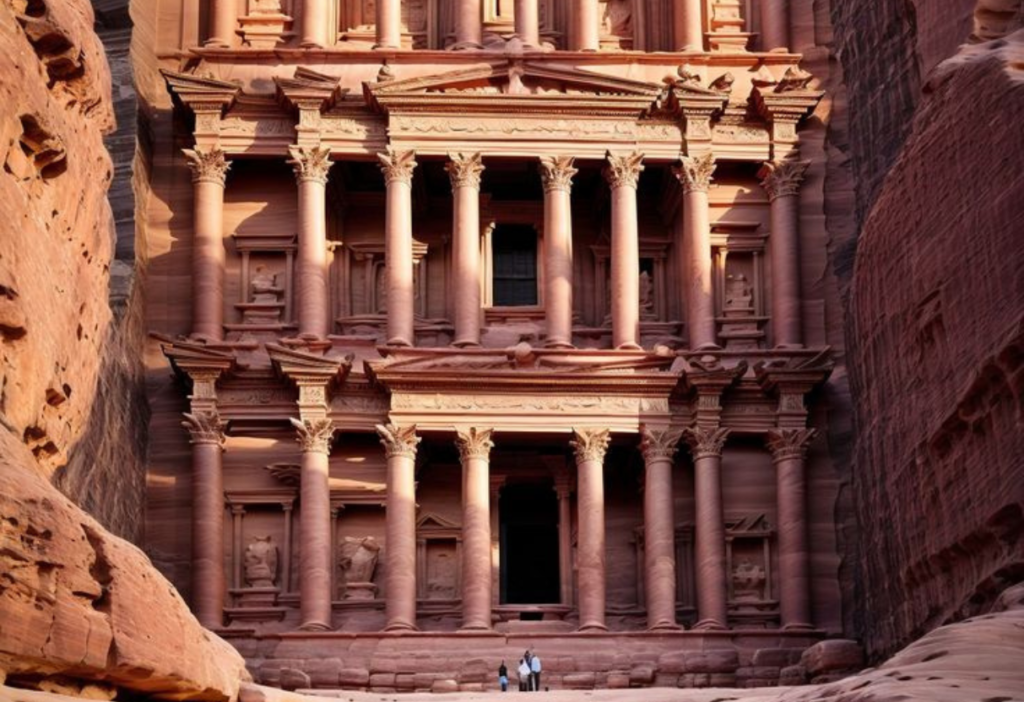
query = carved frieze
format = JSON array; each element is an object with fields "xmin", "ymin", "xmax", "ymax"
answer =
[
  {"xmin": 604, "ymin": 150, "xmax": 645, "ymax": 189},
  {"xmin": 375, "ymin": 423, "xmax": 421, "ymax": 459},
  {"xmin": 391, "ymin": 116, "xmax": 639, "ymax": 138},
  {"xmin": 390, "ymin": 393, "xmax": 653, "ymax": 414},
  {"xmin": 681, "ymin": 425, "xmax": 730, "ymax": 459},
  {"xmin": 640, "ymin": 426, "xmax": 683, "ymax": 462},
  {"xmin": 672, "ymin": 153, "xmax": 716, "ymax": 194},
  {"xmin": 455, "ymin": 426, "xmax": 495, "ymax": 463},
  {"xmin": 182, "ymin": 147, "xmax": 230, "ymax": 186},
  {"xmin": 290, "ymin": 417, "xmax": 336, "ymax": 454},
  {"xmin": 539, "ymin": 155, "xmax": 578, "ymax": 193},
  {"xmin": 445, "ymin": 152, "xmax": 485, "ymax": 190},
  {"xmin": 571, "ymin": 427, "xmax": 611, "ymax": 464},
  {"xmin": 219, "ymin": 117, "xmax": 294, "ymax": 137}
]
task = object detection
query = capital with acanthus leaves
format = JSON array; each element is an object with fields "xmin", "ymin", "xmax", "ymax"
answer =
[
  {"xmin": 672, "ymin": 152, "xmax": 716, "ymax": 194},
  {"xmin": 183, "ymin": 147, "xmax": 230, "ymax": 186},
  {"xmin": 378, "ymin": 148, "xmax": 418, "ymax": 186},
  {"xmin": 445, "ymin": 152, "xmax": 485, "ymax": 190},
  {"xmin": 571, "ymin": 427, "xmax": 611, "ymax": 465},
  {"xmin": 539, "ymin": 155, "xmax": 578, "ymax": 193},
  {"xmin": 376, "ymin": 423, "xmax": 421, "ymax": 459},
  {"xmin": 604, "ymin": 151, "xmax": 645, "ymax": 190},
  {"xmin": 455, "ymin": 426, "xmax": 495, "ymax": 463}
]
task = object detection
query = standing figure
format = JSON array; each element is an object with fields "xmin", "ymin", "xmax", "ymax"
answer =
[
  {"xmin": 498, "ymin": 661, "xmax": 508, "ymax": 692},
  {"xmin": 517, "ymin": 658, "xmax": 530, "ymax": 692},
  {"xmin": 529, "ymin": 653, "xmax": 542, "ymax": 692}
]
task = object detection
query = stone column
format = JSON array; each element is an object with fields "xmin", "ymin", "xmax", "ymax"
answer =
[
  {"xmin": 377, "ymin": 424, "xmax": 422, "ymax": 631},
  {"xmin": 673, "ymin": 0, "xmax": 704, "ymax": 50},
  {"xmin": 291, "ymin": 417, "xmax": 336, "ymax": 630},
  {"xmin": 767, "ymin": 428, "xmax": 816, "ymax": 630},
  {"xmin": 289, "ymin": 147, "xmax": 333, "ymax": 340},
  {"xmin": 539, "ymin": 156, "xmax": 578, "ymax": 349},
  {"xmin": 553, "ymin": 475, "xmax": 574, "ymax": 606},
  {"xmin": 183, "ymin": 148, "xmax": 230, "ymax": 342},
  {"xmin": 673, "ymin": 153, "xmax": 718, "ymax": 350},
  {"xmin": 760, "ymin": 0, "xmax": 789, "ymax": 51},
  {"xmin": 231, "ymin": 505, "xmax": 245, "ymax": 589},
  {"xmin": 300, "ymin": 0, "xmax": 328, "ymax": 47},
  {"xmin": 575, "ymin": 0, "xmax": 600, "ymax": 50},
  {"xmin": 378, "ymin": 149, "xmax": 419, "ymax": 347},
  {"xmin": 376, "ymin": 0, "xmax": 402, "ymax": 48},
  {"xmin": 456, "ymin": 427, "xmax": 495, "ymax": 630},
  {"xmin": 759, "ymin": 160, "xmax": 810, "ymax": 348},
  {"xmin": 182, "ymin": 410, "xmax": 226, "ymax": 629},
  {"xmin": 682, "ymin": 425, "xmax": 730, "ymax": 630},
  {"xmin": 515, "ymin": 0, "xmax": 540, "ymax": 47},
  {"xmin": 571, "ymin": 428, "xmax": 611, "ymax": 631},
  {"xmin": 452, "ymin": 0, "xmax": 483, "ymax": 48},
  {"xmin": 640, "ymin": 427, "xmax": 683, "ymax": 630},
  {"xmin": 206, "ymin": 0, "xmax": 237, "ymax": 47},
  {"xmin": 282, "ymin": 502, "xmax": 294, "ymax": 592},
  {"xmin": 604, "ymin": 152, "xmax": 645, "ymax": 350},
  {"xmin": 446, "ymin": 153, "xmax": 485, "ymax": 347}
]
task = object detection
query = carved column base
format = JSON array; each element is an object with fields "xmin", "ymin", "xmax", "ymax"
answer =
[
  {"xmin": 343, "ymin": 582, "xmax": 378, "ymax": 601},
  {"xmin": 298, "ymin": 621, "xmax": 333, "ymax": 632},
  {"xmin": 693, "ymin": 618, "xmax": 727, "ymax": 631}
]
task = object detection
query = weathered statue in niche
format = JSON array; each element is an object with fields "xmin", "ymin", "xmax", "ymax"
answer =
[
  {"xmin": 338, "ymin": 536, "xmax": 381, "ymax": 599},
  {"xmin": 244, "ymin": 535, "xmax": 278, "ymax": 588},
  {"xmin": 251, "ymin": 264, "xmax": 284, "ymax": 304},
  {"xmin": 725, "ymin": 273, "xmax": 754, "ymax": 311},
  {"xmin": 732, "ymin": 559, "xmax": 766, "ymax": 601},
  {"xmin": 601, "ymin": 0, "xmax": 632, "ymax": 38},
  {"xmin": 639, "ymin": 270, "xmax": 656, "ymax": 319}
]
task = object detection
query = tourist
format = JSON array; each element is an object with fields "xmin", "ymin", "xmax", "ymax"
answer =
[
  {"xmin": 529, "ymin": 652, "xmax": 542, "ymax": 692},
  {"xmin": 498, "ymin": 661, "xmax": 508, "ymax": 692},
  {"xmin": 517, "ymin": 658, "xmax": 530, "ymax": 691}
]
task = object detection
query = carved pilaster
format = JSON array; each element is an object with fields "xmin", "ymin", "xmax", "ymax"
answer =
[
  {"xmin": 376, "ymin": 423, "xmax": 421, "ymax": 459},
  {"xmin": 446, "ymin": 152, "xmax": 485, "ymax": 190},
  {"xmin": 681, "ymin": 425, "xmax": 730, "ymax": 460},
  {"xmin": 539, "ymin": 155, "xmax": 578, "ymax": 193},
  {"xmin": 455, "ymin": 427, "xmax": 495, "ymax": 463},
  {"xmin": 640, "ymin": 426, "xmax": 683, "ymax": 463},
  {"xmin": 297, "ymin": 382, "xmax": 329, "ymax": 417},
  {"xmin": 288, "ymin": 145, "xmax": 333, "ymax": 185},
  {"xmin": 759, "ymin": 160, "xmax": 811, "ymax": 201},
  {"xmin": 571, "ymin": 428, "xmax": 611, "ymax": 465},
  {"xmin": 604, "ymin": 151, "xmax": 645, "ymax": 190},
  {"xmin": 290, "ymin": 417, "xmax": 335, "ymax": 454},
  {"xmin": 183, "ymin": 148, "xmax": 230, "ymax": 185},
  {"xmin": 766, "ymin": 428, "xmax": 816, "ymax": 463},
  {"xmin": 377, "ymin": 148, "xmax": 418, "ymax": 185},
  {"xmin": 672, "ymin": 153, "xmax": 716, "ymax": 194},
  {"xmin": 182, "ymin": 410, "xmax": 226, "ymax": 447}
]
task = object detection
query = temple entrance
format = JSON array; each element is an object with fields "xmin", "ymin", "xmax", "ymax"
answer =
[{"xmin": 499, "ymin": 482, "xmax": 560, "ymax": 604}]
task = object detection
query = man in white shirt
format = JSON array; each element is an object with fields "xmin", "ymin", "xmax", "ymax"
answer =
[
  {"xmin": 517, "ymin": 659, "xmax": 530, "ymax": 692},
  {"xmin": 529, "ymin": 653, "xmax": 542, "ymax": 692}
]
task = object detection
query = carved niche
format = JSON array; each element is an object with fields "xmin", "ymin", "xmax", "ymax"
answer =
[
  {"xmin": 416, "ymin": 512, "xmax": 462, "ymax": 602},
  {"xmin": 712, "ymin": 221, "xmax": 768, "ymax": 350},
  {"xmin": 238, "ymin": 0, "xmax": 295, "ymax": 49},
  {"xmin": 725, "ymin": 514, "xmax": 778, "ymax": 627},
  {"xmin": 707, "ymin": 0, "xmax": 753, "ymax": 52},
  {"xmin": 339, "ymin": 0, "xmax": 431, "ymax": 48},
  {"xmin": 338, "ymin": 535, "xmax": 381, "ymax": 600},
  {"xmin": 227, "ymin": 232, "xmax": 297, "ymax": 339},
  {"xmin": 599, "ymin": 0, "xmax": 634, "ymax": 50}
]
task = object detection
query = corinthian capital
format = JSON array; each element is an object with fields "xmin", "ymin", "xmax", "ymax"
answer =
[
  {"xmin": 183, "ymin": 147, "xmax": 230, "ymax": 186},
  {"xmin": 376, "ymin": 423, "xmax": 421, "ymax": 459},
  {"xmin": 759, "ymin": 159, "xmax": 810, "ymax": 201},
  {"xmin": 681, "ymin": 425, "xmax": 729, "ymax": 459},
  {"xmin": 539, "ymin": 155, "xmax": 578, "ymax": 193},
  {"xmin": 182, "ymin": 410, "xmax": 226, "ymax": 447},
  {"xmin": 290, "ymin": 417, "xmax": 336, "ymax": 454},
  {"xmin": 288, "ymin": 146, "xmax": 333, "ymax": 185},
  {"xmin": 377, "ymin": 148, "xmax": 418, "ymax": 186},
  {"xmin": 672, "ymin": 153, "xmax": 716, "ymax": 194},
  {"xmin": 603, "ymin": 151, "xmax": 645, "ymax": 189},
  {"xmin": 640, "ymin": 426, "xmax": 683, "ymax": 463},
  {"xmin": 455, "ymin": 427, "xmax": 495, "ymax": 463},
  {"xmin": 571, "ymin": 428, "xmax": 611, "ymax": 465},
  {"xmin": 766, "ymin": 428, "xmax": 816, "ymax": 462},
  {"xmin": 445, "ymin": 152, "xmax": 485, "ymax": 190}
]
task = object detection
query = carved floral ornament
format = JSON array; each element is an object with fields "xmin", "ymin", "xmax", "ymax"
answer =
[
  {"xmin": 454, "ymin": 426, "xmax": 495, "ymax": 462},
  {"xmin": 445, "ymin": 152, "xmax": 485, "ymax": 190},
  {"xmin": 766, "ymin": 428, "xmax": 816, "ymax": 462},
  {"xmin": 640, "ymin": 426, "xmax": 683, "ymax": 462},
  {"xmin": 290, "ymin": 417, "xmax": 336, "ymax": 454},
  {"xmin": 377, "ymin": 148, "xmax": 418, "ymax": 186},
  {"xmin": 182, "ymin": 410, "xmax": 226, "ymax": 447},
  {"xmin": 604, "ymin": 151, "xmax": 645, "ymax": 190},
  {"xmin": 681, "ymin": 425, "xmax": 730, "ymax": 459},
  {"xmin": 288, "ymin": 146, "xmax": 333, "ymax": 185},
  {"xmin": 759, "ymin": 159, "xmax": 811, "ymax": 201},
  {"xmin": 571, "ymin": 427, "xmax": 611, "ymax": 465},
  {"xmin": 182, "ymin": 147, "xmax": 230, "ymax": 186},
  {"xmin": 538, "ymin": 155, "xmax": 578, "ymax": 193},
  {"xmin": 375, "ymin": 423, "xmax": 421, "ymax": 459},
  {"xmin": 672, "ymin": 152, "xmax": 717, "ymax": 194}
]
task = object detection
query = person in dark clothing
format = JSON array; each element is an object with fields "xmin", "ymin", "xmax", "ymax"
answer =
[{"xmin": 498, "ymin": 661, "xmax": 508, "ymax": 692}]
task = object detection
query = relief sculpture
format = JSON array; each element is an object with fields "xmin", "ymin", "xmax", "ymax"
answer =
[
  {"xmin": 338, "ymin": 536, "xmax": 381, "ymax": 599},
  {"xmin": 244, "ymin": 535, "xmax": 279, "ymax": 588}
]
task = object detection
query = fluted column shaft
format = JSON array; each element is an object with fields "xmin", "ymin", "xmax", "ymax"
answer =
[
  {"xmin": 290, "ymin": 147, "xmax": 333, "ymax": 339},
  {"xmin": 376, "ymin": 0, "xmax": 402, "ymax": 48},
  {"xmin": 377, "ymin": 424, "xmax": 421, "ymax": 631},
  {"xmin": 292, "ymin": 418, "xmax": 335, "ymax": 630},
  {"xmin": 605, "ymin": 152, "xmax": 644, "ymax": 350},
  {"xmin": 184, "ymin": 413, "xmax": 225, "ymax": 628},
  {"xmin": 641, "ymin": 428, "xmax": 682, "ymax": 630},
  {"xmin": 674, "ymin": 154, "xmax": 717, "ymax": 350},
  {"xmin": 540, "ymin": 157, "xmax": 577, "ymax": 349},
  {"xmin": 301, "ymin": 0, "xmax": 328, "ymax": 47},
  {"xmin": 673, "ymin": 0, "xmax": 704, "ymax": 50},
  {"xmin": 379, "ymin": 150, "xmax": 418, "ymax": 347},
  {"xmin": 761, "ymin": 160, "xmax": 809, "ymax": 348},
  {"xmin": 207, "ymin": 0, "xmax": 237, "ymax": 47},
  {"xmin": 575, "ymin": 0, "xmax": 600, "ymax": 50},
  {"xmin": 684, "ymin": 426, "xmax": 729, "ymax": 630},
  {"xmin": 457, "ymin": 428, "xmax": 494, "ymax": 630},
  {"xmin": 447, "ymin": 154, "xmax": 484, "ymax": 347},
  {"xmin": 768, "ymin": 429, "xmax": 816, "ymax": 629},
  {"xmin": 515, "ymin": 0, "xmax": 540, "ymax": 47},
  {"xmin": 572, "ymin": 429, "xmax": 611, "ymax": 631},
  {"xmin": 760, "ymin": 0, "xmax": 789, "ymax": 51},
  {"xmin": 184, "ymin": 149, "xmax": 229, "ymax": 342},
  {"xmin": 453, "ymin": 0, "xmax": 483, "ymax": 48}
]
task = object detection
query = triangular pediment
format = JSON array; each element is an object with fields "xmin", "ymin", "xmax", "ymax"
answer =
[{"xmin": 416, "ymin": 512, "xmax": 461, "ymax": 531}]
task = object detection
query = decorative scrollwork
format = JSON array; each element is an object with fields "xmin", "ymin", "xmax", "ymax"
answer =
[
  {"xmin": 375, "ymin": 423, "xmax": 421, "ymax": 459},
  {"xmin": 672, "ymin": 152, "xmax": 716, "ymax": 194},
  {"xmin": 454, "ymin": 426, "xmax": 495, "ymax": 463},
  {"xmin": 290, "ymin": 417, "xmax": 336, "ymax": 454},
  {"xmin": 182, "ymin": 147, "xmax": 230, "ymax": 186},
  {"xmin": 571, "ymin": 427, "xmax": 611, "ymax": 465}
]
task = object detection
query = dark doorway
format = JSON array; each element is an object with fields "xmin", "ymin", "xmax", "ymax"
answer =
[
  {"xmin": 500, "ymin": 483, "xmax": 560, "ymax": 604},
  {"xmin": 491, "ymin": 224, "xmax": 539, "ymax": 307}
]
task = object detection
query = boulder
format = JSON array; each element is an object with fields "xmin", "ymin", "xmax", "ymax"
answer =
[{"xmin": 799, "ymin": 639, "xmax": 865, "ymax": 677}]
